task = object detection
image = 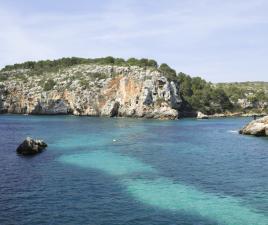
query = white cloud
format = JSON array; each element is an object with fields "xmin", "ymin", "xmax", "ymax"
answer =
[
  {"xmin": 0, "ymin": 8, "xmax": 55, "ymax": 66},
  {"xmin": 0, "ymin": 0, "xmax": 267, "ymax": 82}
]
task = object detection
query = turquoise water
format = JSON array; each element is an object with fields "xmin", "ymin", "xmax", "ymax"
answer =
[
  {"xmin": 59, "ymin": 151, "xmax": 156, "ymax": 176},
  {"xmin": 0, "ymin": 115, "xmax": 267, "ymax": 225}
]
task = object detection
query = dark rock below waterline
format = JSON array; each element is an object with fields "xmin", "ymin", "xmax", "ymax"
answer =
[
  {"xmin": 16, "ymin": 137, "xmax": 47, "ymax": 155},
  {"xmin": 239, "ymin": 115, "xmax": 268, "ymax": 136}
]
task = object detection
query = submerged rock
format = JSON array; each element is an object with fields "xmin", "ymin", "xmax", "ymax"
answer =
[
  {"xmin": 16, "ymin": 137, "xmax": 48, "ymax": 155},
  {"xmin": 239, "ymin": 116, "xmax": 268, "ymax": 136},
  {"xmin": 197, "ymin": 111, "xmax": 209, "ymax": 119}
]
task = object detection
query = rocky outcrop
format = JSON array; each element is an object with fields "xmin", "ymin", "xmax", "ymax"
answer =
[
  {"xmin": 0, "ymin": 85, "xmax": 7, "ymax": 113},
  {"xmin": 237, "ymin": 98, "xmax": 268, "ymax": 110},
  {"xmin": 239, "ymin": 116, "xmax": 268, "ymax": 136},
  {"xmin": 197, "ymin": 111, "xmax": 209, "ymax": 119},
  {"xmin": 17, "ymin": 137, "xmax": 47, "ymax": 155},
  {"xmin": 0, "ymin": 65, "xmax": 183, "ymax": 119}
]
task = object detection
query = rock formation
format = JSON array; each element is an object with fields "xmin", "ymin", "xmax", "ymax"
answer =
[
  {"xmin": 0, "ymin": 65, "xmax": 182, "ymax": 119},
  {"xmin": 239, "ymin": 116, "xmax": 268, "ymax": 136},
  {"xmin": 197, "ymin": 111, "xmax": 209, "ymax": 119},
  {"xmin": 17, "ymin": 137, "xmax": 48, "ymax": 155}
]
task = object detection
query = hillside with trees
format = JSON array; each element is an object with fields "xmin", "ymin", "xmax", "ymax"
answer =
[{"xmin": 1, "ymin": 57, "xmax": 267, "ymax": 116}]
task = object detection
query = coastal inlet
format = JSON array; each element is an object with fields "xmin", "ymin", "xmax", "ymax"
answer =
[{"xmin": 0, "ymin": 115, "xmax": 267, "ymax": 225}]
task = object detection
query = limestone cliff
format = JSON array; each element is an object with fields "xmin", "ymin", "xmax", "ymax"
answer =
[{"xmin": 0, "ymin": 65, "xmax": 182, "ymax": 119}]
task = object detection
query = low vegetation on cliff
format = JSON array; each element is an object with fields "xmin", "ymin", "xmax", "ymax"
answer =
[{"xmin": 0, "ymin": 57, "xmax": 159, "ymax": 75}]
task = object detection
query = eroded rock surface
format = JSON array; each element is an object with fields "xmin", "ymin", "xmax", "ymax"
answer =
[
  {"xmin": 239, "ymin": 116, "xmax": 268, "ymax": 136},
  {"xmin": 0, "ymin": 65, "xmax": 182, "ymax": 119},
  {"xmin": 17, "ymin": 137, "xmax": 48, "ymax": 155}
]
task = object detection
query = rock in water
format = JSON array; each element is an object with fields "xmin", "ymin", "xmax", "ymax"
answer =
[
  {"xmin": 16, "ymin": 137, "xmax": 48, "ymax": 155},
  {"xmin": 239, "ymin": 115, "xmax": 268, "ymax": 136},
  {"xmin": 197, "ymin": 111, "xmax": 209, "ymax": 119}
]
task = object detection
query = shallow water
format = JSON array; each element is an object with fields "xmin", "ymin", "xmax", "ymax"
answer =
[{"xmin": 0, "ymin": 115, "xmax": 267, "ymax": 225}]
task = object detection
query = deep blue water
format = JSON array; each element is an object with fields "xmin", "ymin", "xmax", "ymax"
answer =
[{"xmin": 0, "ymin": 115, "xmax": 267, "ymax": 225}]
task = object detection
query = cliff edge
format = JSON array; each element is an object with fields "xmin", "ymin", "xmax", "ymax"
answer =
[{"xmin": 0, "ymin": 64, "xmax": 182, "ymax": 119}]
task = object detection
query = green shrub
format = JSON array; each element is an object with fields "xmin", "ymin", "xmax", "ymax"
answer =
[
  {"xmin": 79, "ymin": 79, "xmax": 90, "ymax": 89},
  {"xmin": 126, "ymin": 58, "xmax": 158, "ymax": 68},
  {"xmin": 177, "ymin": 72, "xmax": 233, "ymax": 114},
  {"xmin": 114, "ymin": 58, "xmax": 126, "ymax": 66},
  {"xmin": 43, "ymin": 79, "xmax": 56, "ymax": 91},
  {"xmin": 88, "ymin": 72, "xmax": 108, "ymax": 80},
  {"xmin": 0, "ymin": 57, "xmax": 159, "ymax": 74},
  {"xmin": 159, "ymin": 63, "xmax": 177, "ymax": 81},
  {"xmin": 0, "ymin": 76, "xmax": 7, "ymax": 82}
]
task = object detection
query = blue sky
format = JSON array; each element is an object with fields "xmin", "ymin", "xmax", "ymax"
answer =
[{"xmin": 0, "ymin": 0, "xmax": 267, "ymax": 82}]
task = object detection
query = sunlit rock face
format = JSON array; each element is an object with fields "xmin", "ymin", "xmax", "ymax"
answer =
[
  {"xmin": 0, "ymin": 88, "xmax": 6, "ymax": 113},
  {"xmin": 0, "ymin": 65, "xmax": 182, "ymax": 119},
  {"xmin": 240, "ymin": 115, "xmax": 268, "ymax": 136}
]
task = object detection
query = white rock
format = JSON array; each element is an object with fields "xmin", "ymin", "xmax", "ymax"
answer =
[
  {"xmin": 240, "ymin": 115, "xmax": 268, "ymax": 136},
  {"xmin": 197, "ymin": 111, "xmax": 209, "ymax": 119}
]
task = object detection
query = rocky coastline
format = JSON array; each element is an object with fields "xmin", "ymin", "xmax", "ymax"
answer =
[
  {"xmin": 0, "ymin": 65, "xmax": 182, "ymax": 120},
  {"xmin": 203, "ymin": 112, "xmax": 267, "ymax": 119},
  {"xmin": 0, "ymin": 61, "xmax": 267, "ymax": 120}
]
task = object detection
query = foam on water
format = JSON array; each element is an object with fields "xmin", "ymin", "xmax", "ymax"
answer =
[
  {"xmin": 227, "ymin": 130, "xmax": 239, "ymax": 133},
  {"xmin": 59, "ymin": 151, "xmax": 156, "ymax": 176},
  {"xmin": 124, "ymin": 178, "xmax": 268, "ymax": 225}
]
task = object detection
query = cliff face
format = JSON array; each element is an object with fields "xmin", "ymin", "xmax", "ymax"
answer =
[{"xmin": 0, "ymin": 65, "xmax": 182, "ymax": 119}]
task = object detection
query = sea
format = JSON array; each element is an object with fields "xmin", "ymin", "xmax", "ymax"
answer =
[{"xmin": 0, "ymin": 115, "xmax": 267, "ymax": 225}]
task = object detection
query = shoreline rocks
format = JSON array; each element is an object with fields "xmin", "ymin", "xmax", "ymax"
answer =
[
  {"xmin": 197, "ymin": 111, "xmax": 209, "ymax": 119},
  {"xmin": 1, "ymin": 64, "xmax": 267, "ymax": 120},
  {"xmin": 17, "ymin": 137, "xmax": 48, "ymax": 155},
  {"xmin": 239, "ymin": 116, "xmax": 268, "ymax": 137},
  {"xmin": 207, "ymin": 112, "xmax": 267, "ymax": 119}
]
